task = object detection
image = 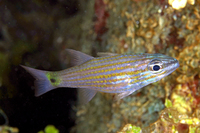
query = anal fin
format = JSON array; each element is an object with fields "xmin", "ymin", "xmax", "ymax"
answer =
[{"xmin": 78, "ymin": 88, "xmax": 97, "ymax": 104}]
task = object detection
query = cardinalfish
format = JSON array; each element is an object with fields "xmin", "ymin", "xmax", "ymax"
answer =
[{"xmin": 21, "ymin": 49, "xmax": 179, "ymax": 104}]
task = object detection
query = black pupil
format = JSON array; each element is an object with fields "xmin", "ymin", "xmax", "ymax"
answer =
[
  {"xmin": 153, "ymin": 65, "xmax": 160, "ymax": 71},
  {"xmin": 50, "ymin": 78, "xmax": 56, "ymax": 83}
]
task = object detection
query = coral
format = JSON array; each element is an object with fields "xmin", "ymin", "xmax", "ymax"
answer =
[
  {"xmin": 168, "ymin": 0, "xmax": 195, "ymax": 10},
  {"xmin": 0, "ymin": 109, "xmax": 19, "ymax": 133},
  {"xmin": 0, "ymin": 125, "xmax": 19, "ymax": 133},
  {"xmin": 141, "ymin": 102, "xmax": 200, "ymax": 132},
  {"xmin": 94, "ymin": 0, "xmax": 109, "ymax": 38},
  {"xmin": 119, "ymin": 100, "xmax": 200, "ymax": 133},
  {"xmin": 118, "ymin": 124, "xmax": 142, "ymax": 133}
]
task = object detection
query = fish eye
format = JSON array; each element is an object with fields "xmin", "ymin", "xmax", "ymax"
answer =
[{"xmin": 148, "ymin": 59, "xmax": 163, "ymax": 72}]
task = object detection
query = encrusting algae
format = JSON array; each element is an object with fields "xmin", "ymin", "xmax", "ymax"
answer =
[
  {"xmin": 72, "ymin": 0, "xmax": 200, "ymax": 132},
  {"xmin": 38, "ymin": 125, "xmax": 59, "ymax": 133},
  {"xmin": 118, "ymin": 98, "xmax": 200, "ymax": 133}
]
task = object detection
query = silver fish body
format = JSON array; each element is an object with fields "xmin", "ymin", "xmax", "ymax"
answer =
[{"xmin": 21, "ymin": 49, "xmax": 179, "ymax": 104}]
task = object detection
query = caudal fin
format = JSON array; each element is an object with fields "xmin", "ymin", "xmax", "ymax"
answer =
[{"xmin": 21, "ymin": 65, "xmax": 56, "ymax": 96}]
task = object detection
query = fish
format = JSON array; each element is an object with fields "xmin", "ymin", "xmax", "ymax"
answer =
[{"xmin": 21, "ymin": 49, "xmax": 179, "ymax": 104}]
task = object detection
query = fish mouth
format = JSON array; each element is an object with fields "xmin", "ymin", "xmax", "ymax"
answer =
[
  {"xmin": 172, "ymin": 58, "xmax": 180, "ymax": 69},
  {"xmin": 166, "ymin": 58, "xmax": 180, "ymax": 74}
]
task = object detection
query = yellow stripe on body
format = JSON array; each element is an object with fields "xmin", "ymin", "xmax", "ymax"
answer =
[
  {"xmin": 60, "ymin": 58, "xmax": 148, "ymax": 79},
  {"xmin": 63, "ymin": 63, "xmax": 145, "ymax": 82},
  {"xmin": 64, "ymin": 68, "xmax": 166, "ymax": 92},
  {"xmin": 64, "ymin": 71, "xmax": 151, "ymax": 92},
  {"xmin": 59, "ymin": 56, "xmax": 149, "ymax": 77}
]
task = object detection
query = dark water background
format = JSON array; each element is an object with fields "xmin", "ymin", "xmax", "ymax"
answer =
[
  {"xmin": 0, "ymin": 0, "xmax": 80, "ymax": 132},
  {"xmin": 5, "ymin": 66, "xmax": 77, "ymax": 133}
]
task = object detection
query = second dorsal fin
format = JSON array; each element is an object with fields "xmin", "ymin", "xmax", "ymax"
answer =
[{"xmin": 97, "ymin": 52, "xmax": 119, "ymax": 57}]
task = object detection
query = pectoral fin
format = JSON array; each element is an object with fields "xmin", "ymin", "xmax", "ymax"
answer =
[{"xmin": 78, "ymin": 88, "xmax": 97, "ymax": 104}]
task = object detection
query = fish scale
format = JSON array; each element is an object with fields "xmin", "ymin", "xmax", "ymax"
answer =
[
  {"xmin": 61, "ymin": 58, "xmax": 147, "ymax": 80},
  {"xmin": 60, "ymin": 55, "xmax": 148, "ymax": 76},
  {"xmin": 61, "ymin": 59, "xmax": 147, "ymax": 84},
  {"xmin": 21, "ymin": 49, "xmax": 179, "ymax": 104}
]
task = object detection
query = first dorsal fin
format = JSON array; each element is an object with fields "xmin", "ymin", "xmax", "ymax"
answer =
[{"xmin": 66, "ymin": 49, "xmax": 94, "ymax": 66}]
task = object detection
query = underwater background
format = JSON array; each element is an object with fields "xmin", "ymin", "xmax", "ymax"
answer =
[{"xmin": 0, "ymin": 0, "xmax": 199, "ymax": 133}]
